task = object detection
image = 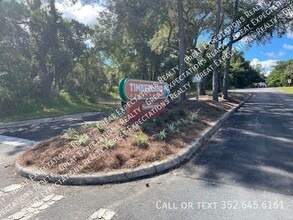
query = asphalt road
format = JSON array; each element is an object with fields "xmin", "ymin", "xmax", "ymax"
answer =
[
  {"xmin": 0, "ymin": 112, "xmax": 109, "ymax": 141},
  {"xmin": 0, "ymin": 88, "xmax": 292, "ymax": 220}
]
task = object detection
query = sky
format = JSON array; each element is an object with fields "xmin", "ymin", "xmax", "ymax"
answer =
[
  {"xmin": 244, "ymin": 33, "xmax": 293, "ymax": 76},
  {"xmin": 55, "ymin": 0, "xmax": 104, "ymax": 27},
  {"xmin": 55, "ymin": 1, "xmax": 293, "ymax": 76}
]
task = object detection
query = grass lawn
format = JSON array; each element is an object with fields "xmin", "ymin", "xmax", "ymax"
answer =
[
  {"xmin": 279, "ymin": 87, "xmax": 293, "ymax": 94},
  {"xmin": 0, "ymin": 92, "xmax": 119, "ymax": 123},
  {"xmin": 187, "ymin": 90, "xmax": 213, "ymax": 98}
]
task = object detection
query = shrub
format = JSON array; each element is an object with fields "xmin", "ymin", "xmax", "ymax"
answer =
[
  {"xmin": 76, "ymin": 133, "xmax": 89, "ymax": 146},
  {"xmin": 90, "ymin": 123, "xmax": 98, "ymax": 128},
  {"xmin": 97, "ymin": 123, "xmax": 106, "ymax": 133},
  {"xmin": 109, "ymin": 113, "xmax": 119, "ymax": 122},
  {"xmin": 167, "ymin": 123, "xmax": 177, "ymax": 134},
  {"xmin": 177, "ymin": 108, "xmax": 186, "ymax": 116},
  {"xmin": 167, "ymin": 111, "xmax": 176, "ymax": 121},
  {"xmin": 141, "ymin": 122, "xmax": 150, "ymax": 132},
  {"xmin": 118, "ymin": 127, "xmax": 126, "ymax": 138},
  {"xmin": 181, "ymin": 118, "xmax": 189, "ymax": 124},
  {"xmin": 82, "ymin": 166, "xmax": 92, "ymax": 173},
  {"xmin": 61, "ymin": 128, "xmax": 78, "ymax": 141},
  {"xmin": 81, "ymin": 123, "xmax": 91, "ymax": 129},
  {"xmin": 188, "ymin": 109, "xmax": 200, "ymax": 122},
  {"xmin": 102, "ymin": 139, "xmax": 115, "ymax": 150},
  {"xmin": 175, "ymin": 120, "xmax": 182, "ymax": 127},
  {"xmin": 153, "ymin": 117, "xmax": 162, "ymax": 126},
  {"xmin": 133, "ymin": 132, "xmax": 147, "ymax": 148},
  {"xmin": 154, "ymin": 129, "xmax": 167, "ymax": 140},
  {"xmin": 162, "ymin": 115, "xmax": 169, "ymax": 123}
]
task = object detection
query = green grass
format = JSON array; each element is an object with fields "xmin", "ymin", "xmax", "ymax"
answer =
[
  {"xmin": 0, "ymin": 91, "xmax": 119, "ymax": 123},
  {"xmin": 187, "ymin": 90, "xmax": 212, "ymax": 98},
  {"xmin": 279, "ymin": 87, "xmax": 293, "ymax": 94}
]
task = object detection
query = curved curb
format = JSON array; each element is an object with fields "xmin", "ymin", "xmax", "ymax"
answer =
[{"xmin": 15, "ymin": 94, "xmax": 253, "ymax": 185}]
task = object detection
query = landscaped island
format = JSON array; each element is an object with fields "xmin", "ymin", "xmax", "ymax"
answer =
[{"xmin": 18, "ymin": 94, "xmax": 246, "ymax": 175}]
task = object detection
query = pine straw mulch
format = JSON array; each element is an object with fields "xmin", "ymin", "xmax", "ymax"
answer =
[{"xmin": 19, "ymin": 93, "xmax": 246, "ymax": 175}]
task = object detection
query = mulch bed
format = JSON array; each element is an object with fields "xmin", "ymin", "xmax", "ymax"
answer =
[{"xmin": 19, "ymin": 93, "xmax": 246, "ymax": 175}]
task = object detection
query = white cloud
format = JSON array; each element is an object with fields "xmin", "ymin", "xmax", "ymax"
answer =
[
  {"xmin": 265, "ymin": 51, "xmax": 285, "ymax": 58},
  {"xmin": 279, "ymin": 51, "xmax": 285, "ymax": 57},
  {"xmin": 250, "ymin": 58, "xmax": 278, "ymax": 76},
  {"xmin": 265, "ymin": 52, "xmax": 276, "ymax": 58},
  {"xmin": 250, "ymin": 58, "xmax": 278, "ymax": 69},
  {"xmin": 55, "ymin": 0, "xmax": 105, "ymax": 26},
  {"xmin": 283, "ymin": 43, "xmax": 293, "ymax": 50},
  {"xmin": 287, "ymin": 31, "xmax": 293, "ymax": 39}
]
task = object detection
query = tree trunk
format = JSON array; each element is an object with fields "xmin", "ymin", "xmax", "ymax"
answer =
[
  {"xmin": 177, "ymin": 0, "xmax": 186, "ymax": 101},
  {"xmin": 218, "ymin": 37, "xmax": 224, "ymax": 93},
  {"xmin": 212, "ymin": 0, "xmax": 221, "ymax": 101},
  {"xmin": 223, "ymin": 0, "xmax": 239, "ymax": 99},
  {"xmin": 199, "ymin": 77, "xmax": 206, "ymax": 95},
  {"xmin": 49, "ymin": 0, "xmax": 61, "ymax": 94}
]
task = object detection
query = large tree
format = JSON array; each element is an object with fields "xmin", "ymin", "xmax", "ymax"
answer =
[
  {"xmin": 223, "ymin": 0, "xmax": 239, "ymax": 99},
  {"xmin": 177, "ymin": 0, "xmax": 186, "ymax": 100},
  {"xmin": 212, "ymin": 0, "xmax": 222, "ymax": 101},
  {"xmin": 267, "ymin": 60, "xmax": 293, "ymax": 87}
]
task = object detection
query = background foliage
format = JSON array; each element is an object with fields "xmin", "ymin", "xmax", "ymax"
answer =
[{"xmin": 0, "ymin": 0, "xmax": 292, "ymax": 118}]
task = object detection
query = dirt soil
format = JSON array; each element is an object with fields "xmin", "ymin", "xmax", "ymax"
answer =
[{"xmin": 19, "ymin": 93, "xmax": 246, "ymax": 175}]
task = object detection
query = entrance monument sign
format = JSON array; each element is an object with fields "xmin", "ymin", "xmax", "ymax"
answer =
[{"xmin": 119, "ymin": 78, "xmax": 169, "ymax": 124}]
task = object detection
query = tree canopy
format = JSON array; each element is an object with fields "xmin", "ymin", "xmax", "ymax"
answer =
[
  {"xmin": 267, "ymin": 60, "xmax": 293, "ymax": 87},
  {"xmin": 1, "ymin": 0, "xmax": 293, "ymax": 117}
]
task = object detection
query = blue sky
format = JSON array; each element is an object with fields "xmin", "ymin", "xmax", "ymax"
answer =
[
  {"xmin": 244, "ymin": 33, "xmax": 293, "ymax": 75},
  {"xmin": 197, "ymin": 32, "xmax": 293, "ymax": 76}
]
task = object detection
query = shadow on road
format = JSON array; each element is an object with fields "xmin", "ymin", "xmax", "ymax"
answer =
[
  {"xmin": 0, "ymin": 113, "xmax": 108, "ymax": 141},
  {"xmin": 175, "ymin": 91, "xmax": 293, "ymax": 196}
]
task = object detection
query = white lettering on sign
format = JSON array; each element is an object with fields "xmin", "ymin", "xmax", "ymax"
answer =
[{"xmin": 129, "ymin": 83, "xmax": 163, "ymax": 93}]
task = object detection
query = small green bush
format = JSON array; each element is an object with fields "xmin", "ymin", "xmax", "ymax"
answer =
[
  {"xmin": 76, "ymin": 133, "xmax": 89, "ymax": 146},
  {"xmin": 133, "ymin": 132, "xmax": 147, "ymax": 148},
  {"xmin": 109, "ymin": 113, "xmax": 119, "ymax": 122},
  {"xmin": 141, "ymin": 122, "xmax": 150, "ymax": 132},
  {"xmin": 181, "ymin": 118, "xmax": 189, "ymax": 124},
  {"xmin": 177, "ymin": 108, "xmax": 186, "ymax": 116},
  {"xmin": 154, "ymin": 129, "xmax": 167, "ymax": 140},
  {"xmin": 175, "ymin": 120, "xmax": 182, "ymax": 127},
  {"xmin": 97, "ymin": 123, "xmax": 106, "ymax": 133},
  {"xmin": 188, "ymin": 109, "xmax": 200, "ymax": 122},
  {"xmin": 162, "ymin": 115, "xmax": 169, "ymax": 123},
  {"xmin": 81, "ymin": 123, "xmax": 91, "ymax": 129},
  {"xmin": 118, "ymin": 127, "xmax": 126, "ymax": 138},
  {"xmin": 167, "ymin": 111, "xmax": 176, "ymax": 121},
  {"xmin": 167, "ymin": 123, "xmax": 177, "ymax": 134},
  {"xmin": 61, "ymin": 128, "xmax": 78, "ymax": 141},
  {"xmin": 153, "ymin": 117, "xmax": 162, "ymax": 126},
  {"xmin": 90, "ymin": 123, "xmax": 98, "ymax": 128},
  {"xmin": 102, "ymin": 139, "xmax": 115, "ymax": 149}
]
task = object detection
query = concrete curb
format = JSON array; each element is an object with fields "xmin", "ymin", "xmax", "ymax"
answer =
[
  {"xmin": 15, "ymin": 94, "xmax": 253, "ymax": 185},
  {"xmin": 0, "ymin": 135, "xmax": 37, "ymax": 146},
  {"xmin": 0, "ymin": 112, "xmax": 110, "ymax": 129}
]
